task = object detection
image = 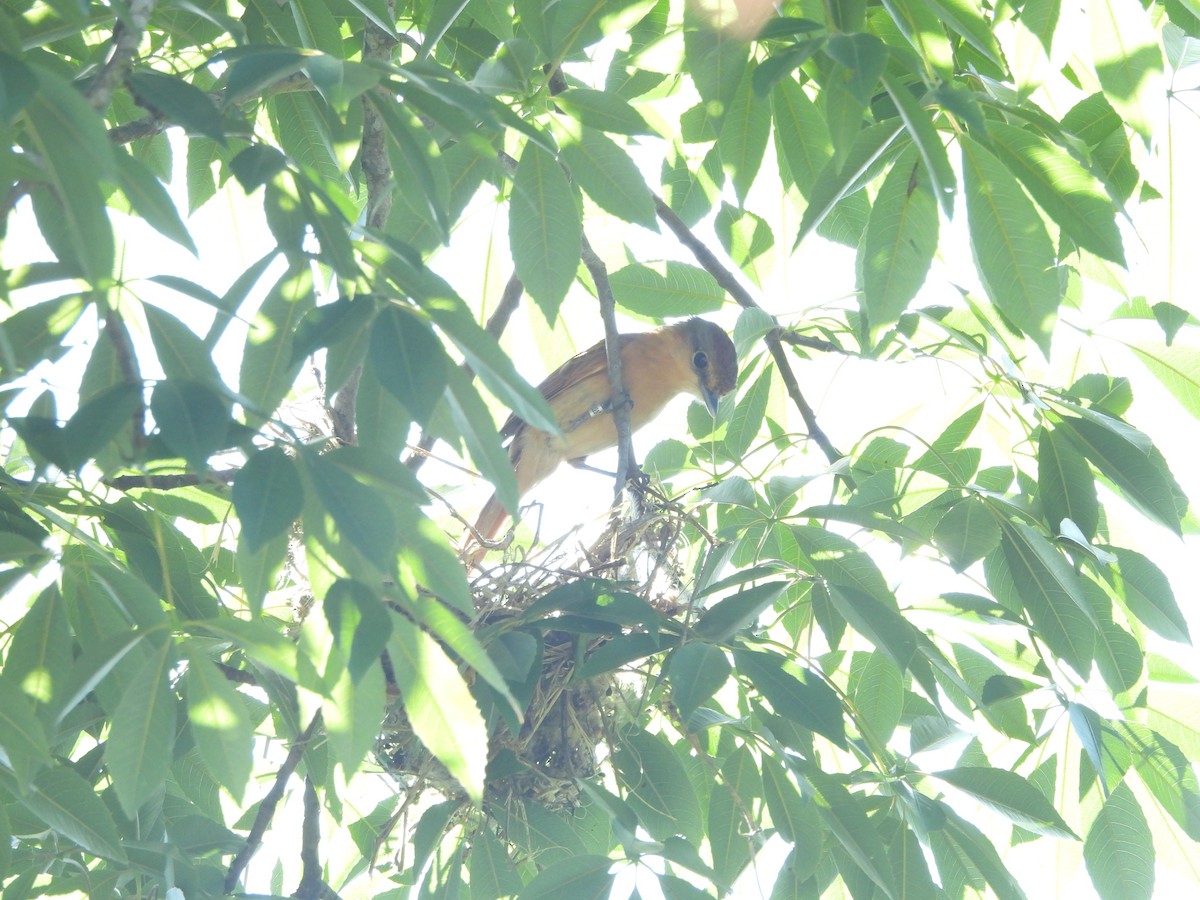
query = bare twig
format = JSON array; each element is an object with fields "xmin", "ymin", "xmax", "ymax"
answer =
[
  {"xmin": 652, "ymin": 196, "xmax": 845, "ymax": 467},
  {"xmin": 580, "ymin": 238, "xmax": 638, "ymax": 505},
  {"xmin": 225, "ymin": 713, "xmax": 322, "ymax": 894},
  {"xmin": 772, "ymin": 327, "xmax": 844, "ymax": 354},
  {"xmin": 104, "ymin": 469, "xmax": 239, "ymax": 491},
  {"xmin": 86, "ymin": 0, "xmax": 156, "ymax": 113}
]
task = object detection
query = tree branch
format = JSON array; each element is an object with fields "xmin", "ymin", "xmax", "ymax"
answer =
[
  {"xmin": 292, "ymin": 776, "xmax": 328, "ymax": 899},
  {"xmin": 580, "ymin": 238, "xmax": 638, "ymax": 505},
  {"xmin": 652, "ymin": 195, "xmax": 845, "ymax": 467},
  {"xmin": 225, "ymin": 713, "xmax": 322, "ymax": 894},
  {"xmin": 328, "ymin": 13, "xmax": 398, "ymax": 447},
  {"xmin": 86, "ymin": 0, "xmax": 156, "ymax": 114}
]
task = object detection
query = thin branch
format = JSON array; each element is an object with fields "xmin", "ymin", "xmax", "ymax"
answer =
[
  {"xmin": 772, "ymin": 327, "xmax": 845, "ymax": 355},
  {"xmin": 329, "ymin": 15, "xmax": 398, "ymax": 447},
  {"xmin": 225, "ymin": 713, "xmax": 322, "ymax": 894},
  {"xmin": 580, "ymin": 238, "xmax": 638, "ymax": 505},
  {"xmin": 292, "ymin": 776, "xmax": 326, "ymax": 899},
  {"xmin": 104, "ymin": 469, "xmax": 239, "ymax": 491},
  {"xmin": 652, "ymin": 195, "xmax": 845, "ymax": 468},
  {"xmin": 86, "ymin": 0, "xmax": 156, "ymax": 113}
]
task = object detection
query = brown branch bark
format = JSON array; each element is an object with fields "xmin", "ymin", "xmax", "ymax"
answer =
[
  {"xmin": 580, "ymin": 238, "xmax": 638, "ymax": 505},
  {"xmin": 225, "ymin": 713, "xmax": 322, "ymax": 894},
  {"xmin": 86, "ymin": 0, "xmax": 156, "ymax": 114},
  {"xmin": 651, "ymin": 196, "xmax": 845, "ymax": 468}
]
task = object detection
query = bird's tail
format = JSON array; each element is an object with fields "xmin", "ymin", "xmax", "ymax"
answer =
[{"xmin": 473, "ymin": 493, "xmax": 508, "ymax": 543}]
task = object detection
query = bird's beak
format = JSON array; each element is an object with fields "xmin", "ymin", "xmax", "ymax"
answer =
[{"xmin": 702, "ymin": 385, "xmax": 720, "ymax": 416}]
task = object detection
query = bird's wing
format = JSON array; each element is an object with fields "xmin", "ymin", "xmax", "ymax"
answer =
[{"xmin": 500, "ymin": 334, "xmax": 632, "ymax": 438}]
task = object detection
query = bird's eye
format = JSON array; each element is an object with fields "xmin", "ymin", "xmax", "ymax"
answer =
[{"xmin": 693, "ymin": 351, "xmax": 709, "ymax": 370}]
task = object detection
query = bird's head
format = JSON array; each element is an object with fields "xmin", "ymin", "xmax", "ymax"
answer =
[{"xmin": 682, "ymin": 317, "xmax": 739, "ymax": 415}]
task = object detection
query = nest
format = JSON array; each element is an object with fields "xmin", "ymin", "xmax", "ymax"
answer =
[{"xmin": 375, "ymin": 487, "xmax": 704, "ymax": 812}]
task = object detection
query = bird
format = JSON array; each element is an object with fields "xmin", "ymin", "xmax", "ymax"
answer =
[{"xmin": 468, "ymin": 317, "xmax": 739, "ymax": 560}]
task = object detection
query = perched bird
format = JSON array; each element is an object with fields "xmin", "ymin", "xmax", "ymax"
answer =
[{"xmin": 469, "ymin": 317, "xmax": 739, "ymax": 555}]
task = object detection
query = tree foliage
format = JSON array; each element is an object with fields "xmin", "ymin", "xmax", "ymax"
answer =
[{"xmin": 2, "ymin": 0, "xmax": 1199, "ymax": 897}]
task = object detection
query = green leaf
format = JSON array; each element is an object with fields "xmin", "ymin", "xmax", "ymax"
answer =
[
  {"xmin": 20, "ymin": 68, "xmax": 115, "ymax": 282},
  {"xmin": 324, "ymin": 579, "xmax": 393, "ymax": 683},
  {"xmin": 924, "ymin": 0, "xmax": 1003, "ymax": 65},
  {"xmin": 1129, "ymin": 342, "xmax": 1200, "ymax": 420},
  {"xmin": 986, "ymin": 121, "xmax": 1124, "ymax": 264},
  {"xmin": 761, "ymin": 757, "xmax": 821, "ymax": 862},
  {"xmin": 324, "ymin": 657, "xmax": 386, "ymax": 776},
  {"xmin": 1058, "ymin": 416, "xmax": 1186, "ymax": 535},
  {"xmin": 797, "ymin": 121, "xmax": 905, "ymax": 243},
  {"xmin": 615, "ymin": 729, "xmax": 703, "ymax": 843},
  {"xmin": 558, "ymin": 125, "xmax": 658, "ymax": 229},
  {"xmin": 667, "ymin": 642, "xmax": 731, "ymax": 718},
  {"xmin": 229, "ymin": 144, "xmax": 288, "ymax": 194},
  {"xmin": 0, "ymin": 294, "xmax": 87, "ymax": 380},
  {"xmin": 422, "ymin": 300, "xmax": 558, "ymax": 434},
  {"xmin": 999, "ymin": 520, "xmax": 1097, "ymax": 678},
  {"xmin": 517, "ymin": 855, "xmax": 615, "ymax": 899},
  {"xmin": 509, "ymin": 141, "xmax": 581, "ymax": 322},
  {"xmin": 881, "ymin": 0, "xmax": 955, "ymax": 79},
  {"xmin": 61, "ymin": 381, "xmax": 144, "ymax": 472},
  {"xmin": 143, "ymin": 303, "xmax": 227, "ymax": 390},
  {"xmin": 714, "ymin": 204, "xmax": 774, "ymax": 287},
  {"xmin": 852, "ymin": 651, "xmax": 904, "ymax": 745},
  {"xmin": 960, "ymin": 136, "xmax": 1060, "ymax": 355},
  {"xmin": 934, "ymin": 766, "xmax": 1079, "ymax": 839},
  {"xmin": 858, "ymin": 146, "xmax": 939, "ymax": 335},
  {"xmin": 932, "ymin": 498, "xmax": 1001, "ymax": 572},
  {"xmin": 717, "ymin": 72, "xmax": 771, "ymax": 204},
  {"xmin": 184, "ymin": 649, "xmax": 253, "ymax": 803},
  {"xmin": 608, "ymin": 260, "xmax": 726, "ymax": 317},
  {"xmin": 554, "ymin": 87, "xmax": 653, "ymax": 135},
  {"xmin": 367, "ymin": 305, "xmax": 448, "ymax": 426},
  {"xmin": 1121, "ymin": 723, "xmax": 1200, "ymax": 841},
  {"xmin": 1107, "ymin": 547, "xmax": 1190, "ymax": 643},
  {"xmin": 150, "ymin": 380, "xmax": 231, "ymax": 471},
  {"xmin": 0, "ymin": 689, "xmax": 50, "ymax": 787},
  {"xmin": 805, "ymin": 767, "xmax": 896, "ymax": 898},
  {"xmin": 824, "ymin": 33, "xmax": 888, "ymax": 106},
  {"xmin": 1084, "ymin": 779, "xmax": 1154, "ymax": 900},
  {"xmin": 443, "ymin": 367, "xmax": 518, "ymax": 516},
  {"xmin": 771, "ymin": 76, "xmax": 832, "ymax": 197},
  {"xmin": 7, "ymin": 764, "xmax": 128, "ymax": 863},
  {"xmin": 695, "ymin": 581, "xmax": 787, "ymax": 642},
  {"xmin": 388, "ymin": 613, "xmax": 488, "ymax": 802},
  {"xmin": 1037, "ymin": 425, "xmax": 1099, "ymax": 540},
  {"xmin": 723, "ymin": 365, "xmax": 770, "ymax": 460},
  {"xmin": 233, "ymin": 446, "xmax": 304, "ymax": 554},
  {"xmin": 2, "ymin": 585, "xmax": 72, "ymax": 719},
  {"xmin": 881, "ymin": 74, "xmax": 956, "ymax": 215},
  {"xmin": 469, "ymin": 825, "xmax": 524, "ymax": 899},
  {"xmin": 936, "ymin": 806, "xmax": 1026, "ymax": 900},
  {"xmin": 240, "ymin": 267, "xmax": 316, "ymax": 425},
  {"xmin": 733, "ymin": 648, "xmax": 847, "ymax": 748},
  {"xmin": 112, "ymin": 148, "xmax": 197, "ymax": 254},
  {"xmin": 1091, "ymin": 0, "xmax": 1163, "ymax": 144},
  {"xmin": 126, "ymin": 70, "xmax": 226, "ymax": 142},
  {"xmin": 105, "ymin": 639, "xmax": 177, "ymax": 816},
  {"xmin": 301, "ymin": 448, "xmax": 397, "ymax": 571}
]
